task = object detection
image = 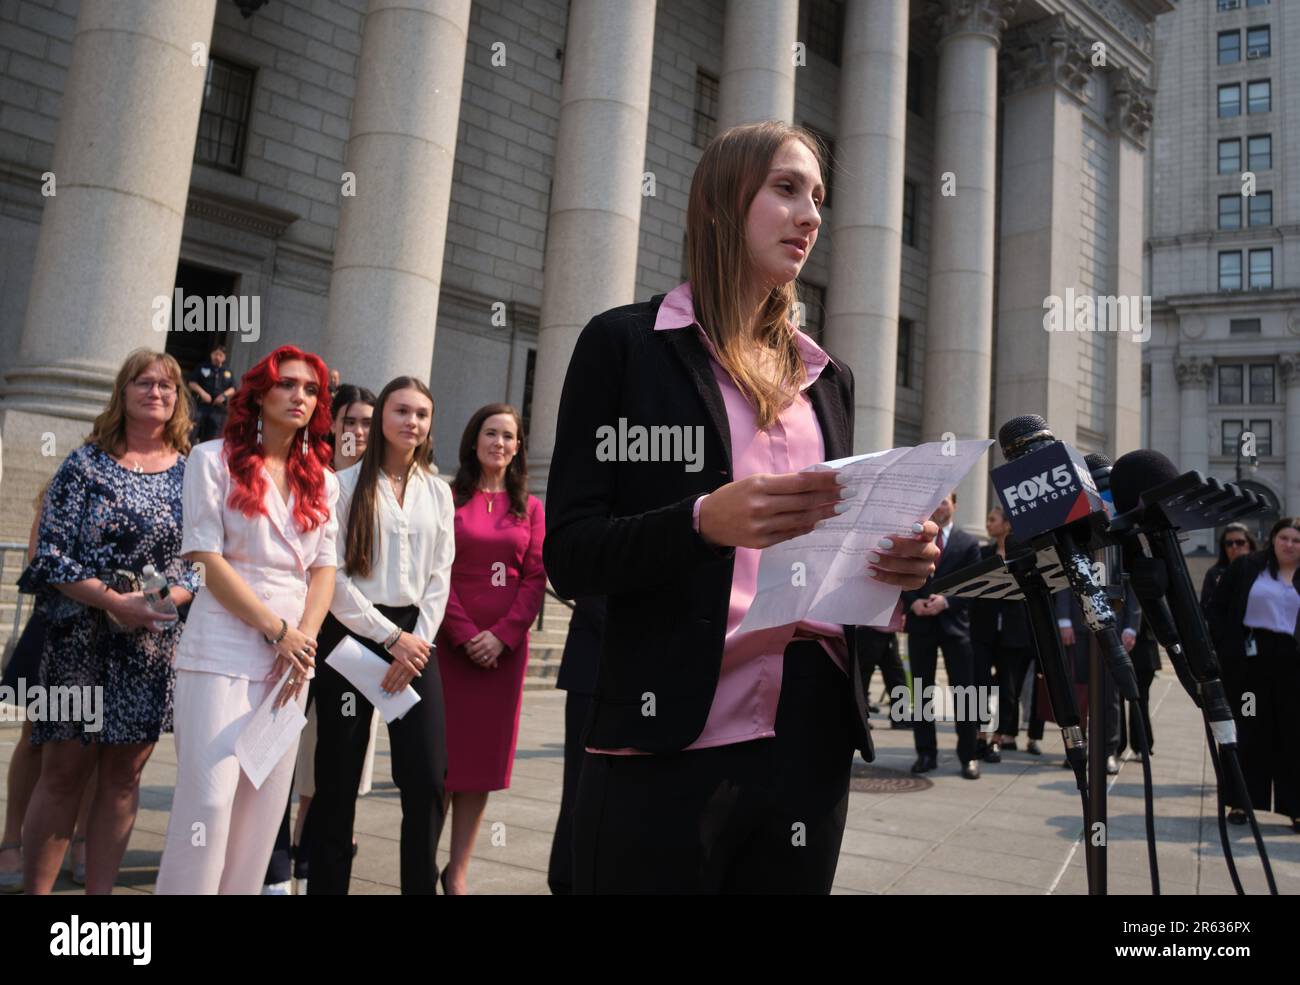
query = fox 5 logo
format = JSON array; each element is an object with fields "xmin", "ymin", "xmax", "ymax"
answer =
[{"xmin": 1002, "ymin": 464, "xmax": 1078, "ymax": 509}]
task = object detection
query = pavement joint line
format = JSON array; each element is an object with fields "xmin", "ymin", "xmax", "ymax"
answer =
[{"xmin": 1047, "ymin": 676, "xmax": 1176, "ymax": 894}]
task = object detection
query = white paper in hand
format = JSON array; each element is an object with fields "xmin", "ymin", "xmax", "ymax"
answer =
[
  {"xmin": 737, "ymin": 438, "xmax": 995, "ymax": 633},
  {"xmin": 235, "ymin": 666, "xmax": 308, "ymax": 790},
  {"xmin": 324, "ymin": 634, "xmax": 422, "ymax": 724}
]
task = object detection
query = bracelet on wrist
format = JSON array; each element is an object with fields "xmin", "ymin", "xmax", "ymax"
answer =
[
  {"xmin": 382, "ymin": 627, "xmax": 402, "ymax": 651},
  {"xmin": 264, "ymin": 618, "xmax": 288, "ymax": 646}
]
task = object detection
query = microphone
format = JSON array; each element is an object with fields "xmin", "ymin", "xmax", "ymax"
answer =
[
  {"xmin": 1109, "ymin": 449, "xmax": 1250, "ymax": 740},
  {"xmin": 1084, "ymin": 452, "xmax": 1125, "ymax": 602},
  {"xmin": 993, "ymin": 416, "xmax": 1140, "ymax": 700}
]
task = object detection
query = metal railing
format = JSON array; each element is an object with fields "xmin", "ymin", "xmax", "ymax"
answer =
[{"xmin": 534, "ymin": 585, "xmax": 574, "ymax": 633}]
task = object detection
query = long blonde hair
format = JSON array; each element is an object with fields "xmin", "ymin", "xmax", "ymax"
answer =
[
  {"xmin": 86, "ymin": 349, "xmax": 192, "ymax": 455},
  {"xmin": 686, "ymin": 121, "xmax": 826, "ymax": 428}
]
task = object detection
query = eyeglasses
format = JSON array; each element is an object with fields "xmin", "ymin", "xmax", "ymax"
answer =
[
  {"xmin": 1224, "ymin": 539, "xmax": 1248, "ymax": 547},
  {"xmin": 130, "ymin": 378, "xmax": 177, "ymax": 395}
]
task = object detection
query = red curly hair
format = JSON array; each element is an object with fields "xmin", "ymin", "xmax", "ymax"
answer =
[{"xmin": 222, "ymin": 345, "xmax": 333, "ymax": 531}]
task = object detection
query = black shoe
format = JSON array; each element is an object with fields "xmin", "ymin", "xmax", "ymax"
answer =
[
  {"xmin": 1105, "ymin": 755, "xmax": 1120, "ymax": 775},
  {"xmin": 1026, "ymin": 739, "xmax": 1042, "ymax": 756},
  {"xmin": 983, "ymin": 742, "xmax": 1002, "ymax": 764},
  {"xmin": 1227, "ymin": 808, "xmax": 1247, "ymax": 826},
  {"xmin": 891, "ymin": 718, "xmax": 914, "ymax": 730},
  {"xmin": 961, "ymin": 760, "xmax": 981, "ymax": 780},
  {"xmin": 911, "ymin": 753, "xmax": 938, "ymax": 774},
  {"xmin": 1001, "ymin": 738, "xmax": 1018, "ymax": 752},
  {"xmin": 868, "ymin": 702, "xmax": 881, "ymax": 714}
]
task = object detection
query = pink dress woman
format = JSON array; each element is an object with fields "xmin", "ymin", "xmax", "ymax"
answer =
[{"xmin": 436, "ymin": 490, "xmax": 546, "ymax": 791}]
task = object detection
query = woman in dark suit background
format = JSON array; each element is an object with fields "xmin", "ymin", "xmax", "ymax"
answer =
[
  {"xmin": 1200, "ymin": 523, "xmax": 1256, "ymax": 615},
  {"xmin": 1209, "ymin": 517, "xmax": 1300, "ymax": 829},
  {"xmin": 544, "ymin": 122, "xmax": 940, "ymax": 894}
]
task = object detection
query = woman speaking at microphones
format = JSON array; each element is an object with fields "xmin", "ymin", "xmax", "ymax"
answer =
[{"xmin": 544, "ymin": 122, "xmax": 939, "ymax": 894}]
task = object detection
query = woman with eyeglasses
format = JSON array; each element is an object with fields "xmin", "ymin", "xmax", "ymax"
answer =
[
  {"xmin": 155, "ymin": 345, "xmax": 338, "ymax": 894},
  {"xmin": 1200, "ymin": 523, "xmax": 1257, "ymax": 615},
  {"xmin": 1210, "ymin": 517, "xmax": 1300, "ymax": 830},
  {"xmin": 17, "ymin": 350, "xmax": 200, "ymax": 894}
]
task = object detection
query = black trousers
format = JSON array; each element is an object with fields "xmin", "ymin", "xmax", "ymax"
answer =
[
  {"xmin": 856, "ymin": 628, "xmax": 906, "ymax": 706},
  {"xmin": 1236, "ymin": 629, "xmax": 1300, "ymax": 818},
  {"xmin": 992, "ymin": 643, "xmax": 1036, "ymax": 738},
  {"xmin": 573, "ymin": 641, "xmax": 856, "ymax": 893},
  {"xmin": 307, "ymin": 607, "xmax": 448, "ymax": 894},
  {"xmin": 547, "ymin": 689, "xmax": 592, "ymax": 895},
  {"xmin": 971, "ymin": 638, "xmax": 999, "ymax": 737},
  {"xmin": 1107, "ymin": 659, "xmax": 1156, "ymax": 758},
  {"xmin": 907, "ymin": 632, "xmax": 979, "ymax": 762}
]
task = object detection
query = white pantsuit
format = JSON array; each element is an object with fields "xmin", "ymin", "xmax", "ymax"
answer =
[{"xmin": 156, "ymin": 440, "xmax": 338, "ymax": 895}]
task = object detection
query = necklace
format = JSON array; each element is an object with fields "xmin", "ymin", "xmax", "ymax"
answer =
[{"xmin": 480, "ymin": 488, "xmax": 502, "ymax": 513}]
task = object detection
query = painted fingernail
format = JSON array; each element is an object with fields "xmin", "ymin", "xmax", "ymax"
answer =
[
  {"xmin": 839, "ymin": 486, "xmax": 859, "ymax": 500},
  {"xmin": 911, "ymin": 522, "xmax": 925, "ymax": 534},
  {"xmin": 814, "ymin": 519, "xmax": 828, "ymax": 530},
  {"xmin": 877, "ymin": 537, "xmax": 894, "ymax": 550},
  {"xmin": 867, "ymin": 551, "xmax": 881, "ymax": 564},
  {"xmin": 834, "ymin": 501, "xmax": 852, "ymax": 514}
]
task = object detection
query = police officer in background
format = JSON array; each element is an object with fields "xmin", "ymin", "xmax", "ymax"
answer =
[{"xmin": 186, "ymin": 342, "xmax": 236, "ymax": 443}]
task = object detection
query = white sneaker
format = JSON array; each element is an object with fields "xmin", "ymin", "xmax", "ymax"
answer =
[{"xmin": 261, "ymin": 880, "xmax": 292, "ymax": 895}]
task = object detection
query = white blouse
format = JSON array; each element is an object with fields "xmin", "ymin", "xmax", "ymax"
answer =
[
  {"xmin": 330, "ymin": 462, "xmax": 456, "ymax": 645},
  {"xmin": 177, "ymin": 439, "xmax": 339, "ymax": 679}
]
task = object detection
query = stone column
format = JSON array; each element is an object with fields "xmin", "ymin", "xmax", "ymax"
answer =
[
  {"xmin": 320, "ymin": 0, "xmax": 471, "ymax": 385},
  {"xmin": 1281, "ymin": 353, "xmax": 1300, "ymax": 515},
  {"xmin": 1104, "ymin": 67, "xmax": 1153, "ymax": 459},
  {"xmin": 824, "ymin": 0, "xmax": 909, "ymax": 453},
  {"xmin": 1175, "ymin": 354, "xmax": 1213, "ymax": 550},
  {"xmin": 0, "ymin": 0, "xmax": 217, "ymax": 537},
  {"xmin": 526, "ymin": 0, "xmax": 657, "ymax": 495},
  {"xmin": 717, "ymin": 0, "xmax": 799, "ymax": 127},
  {"xmin": 921, "ymin": 0, "xmax": 1017, "ymax": 530},
  {"xmin": 993, "ymin": 14, "xmax": 1093, "ymax": 453}
]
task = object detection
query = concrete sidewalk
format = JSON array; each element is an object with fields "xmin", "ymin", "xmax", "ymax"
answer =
[{"xmin": 2, "ymin": 669, "xmax": 1297, "ymax": 894}]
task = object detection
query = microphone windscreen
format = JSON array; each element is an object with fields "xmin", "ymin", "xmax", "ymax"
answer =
[
  {"xmin": 997, "ymin": 415, "xmax": 1051, "ymax": 458},
  {"xmin": 1084, "ymin": 452, "xmax": 1112, "ymax": 471},
  {"xmin": 1112, "ymin": 449, "xmax": 1181, "ymax": 513}
]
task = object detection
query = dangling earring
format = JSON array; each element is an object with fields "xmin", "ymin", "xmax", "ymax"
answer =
[
  {"xmin": 256, "ymin": 414, "xmax": 263, "ymax": 445},
  {"xmin": 301, "ymin": 429, "xmax": 309, "ymax": 457}
]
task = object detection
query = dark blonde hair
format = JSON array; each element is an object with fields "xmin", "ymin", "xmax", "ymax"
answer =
[
  {"xmin": 686, "ymin": 121, "xmax": 826, "ymax": 428},
  {"xmin": 86, "ymin": 349, "xmax": 191, "ymax": 455}
]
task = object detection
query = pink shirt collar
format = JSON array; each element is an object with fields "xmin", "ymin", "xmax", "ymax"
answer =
[{"xmin": 653, "ymin": 282, "xmax": 838, "ymax": 390}]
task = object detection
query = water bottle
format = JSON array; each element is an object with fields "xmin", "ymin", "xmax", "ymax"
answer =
[{"xmin": 141, "ymin": 564, "xmax": 178, "ymax": 629}]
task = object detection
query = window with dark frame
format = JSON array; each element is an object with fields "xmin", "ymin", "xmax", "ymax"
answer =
[
  {"xmin": 1219, "ymin": 251, "xmax": 1242, "ymax": 290},
  {"xmin": 1218, "ymin": 84, "xmax": 1241, "ymax": 118},
  {"xmin": 1230, "ymin": 318, "xmax": 1261, "ymax": 334},
  {"xmin": 1218, "ymin": 195, "xmax": 1242, "ymax": 229},
  {"xmin": 194, "ymin": 57, "xmax": 256, "ymax": 174},
  {"xmin": 902, "ymin": 181, "xmax": 916, "ymax": 246},
  {"xmin": 1248, "ymin": 190, "xmax": 1272, "ymax": 226},
  {"xmin": 1250, "ymin": 364, "xmax": 1274, "ymax": 403},
  {"xmin": 1248, "ymin": 419, "xmax": 1272, "ymax": 455},
  {"xmin": 1246, "ymin": 26, "xmax": 1270, "ymax": 58},
  {"xmin": 907, "ymin": 53, "xmax": 923, "ymax": 116},
  {"xmin": 1219, "ymin": 365, "xmax": 1243, "ymax": 404},
  {"xmin": 521, "ymin": 348, "xmax": 537, "ymax": 447},
  {"xmin": 1247, "ymin": 79, "xmax": 1270, "ymax": 114},
  {"xmin": 897, "ymin": 318, "xmax": 912, "ymax": 388},
  {"xmin": 805, "ymin": 0, "xmax": 844, "ymax": 66},
  {"xmin": 1222, "ymin": 419, "xmax": 1243, "ymax": 457},
  {"xmin": 1248, "ymin": 134, "xmax": 1271, "ymax": 171},
  {"xmin": 1249, "ymin": 248, "xmax": 1272, "ymax": 288},
  {"xmin": 1218, "ymin": 30, "xmax": 1240, "ymax": 64},
  {"xmin": 1218, "ymin": 138, "xmax": 1240, "ymax": 174},
  {"xmin": 693, "ymin": 69, "xmax": 719, "ymax": 149}
]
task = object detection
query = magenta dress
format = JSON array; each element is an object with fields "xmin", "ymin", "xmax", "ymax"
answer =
[{"xmin": 437, "ymin": 490, "xmax": 546, "ymax": 791}]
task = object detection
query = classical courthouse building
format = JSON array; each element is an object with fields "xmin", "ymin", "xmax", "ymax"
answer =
[
  {"xmin": 1145, "ymin": 0, "xmax": 1299, "ymax": 553},
  {"xmin": 0, "ymin": 0, "xmax": 1172, "ymax": 545}
]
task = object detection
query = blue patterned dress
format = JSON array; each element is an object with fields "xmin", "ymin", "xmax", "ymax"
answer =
[{"xmin": 18, "ymin": 443, "xmax": 200, "ymax": 745}]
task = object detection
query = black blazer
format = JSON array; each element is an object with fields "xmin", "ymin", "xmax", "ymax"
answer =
[
  {"xmin": 969, "ymin": 544, "xmax": 1034, "ymax": 649},
  {"xmin": 900, "ymin": 527, "xmax": 981, "ymax": 639},
  {"xmin": 1209, "ymin": 550, "xmax": 1300, "ymax": 676},
  {"xmin": 556, "ymin": 595, "xmax": 605, "ymax": 696},
  {"xmin": 543, "ymin": 294, "xmax": 878, "ymax": 759}
]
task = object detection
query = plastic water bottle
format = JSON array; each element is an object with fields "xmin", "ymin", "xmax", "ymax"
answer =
[{"xmin": 141, "ymin": 564, "xmax": 178, "ymax": 629}]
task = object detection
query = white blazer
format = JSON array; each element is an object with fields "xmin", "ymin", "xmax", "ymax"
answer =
[{"xmin": 176, "ymin": 439, "xmax": 339, "ymax": 680}]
